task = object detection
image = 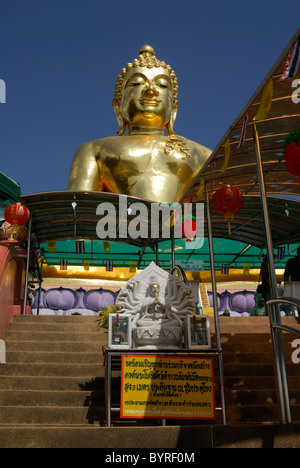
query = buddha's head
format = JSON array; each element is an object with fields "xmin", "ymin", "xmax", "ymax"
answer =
[
  {"xmin": 149, "ymin": 275, "xmax": 160, "ymax": 299},
  {"xmin": 113, "ymin": 45, "xmax": 179, "ymax": 136}
]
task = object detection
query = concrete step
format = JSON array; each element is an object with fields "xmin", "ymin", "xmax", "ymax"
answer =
[
  {"xmin": 225, "ymin": 404, "xmax": 300, "ymax": 425},
  {"xmin": 6, "ymin": 340, "xmax": 106, "ymax": 353},
  {"xmin": 224, "ymin": 389, "xmax": 300, "ymax": 406},
  {"xmin": 0, "ymin": 375, "xmax": 104, "ymax": 391},
  {"xmin": 1, "ymin": 423, "xmax": 300, "ymax": 448},
  {"xmin": 10, "ymin": 315, "xmax": 100, "ymax": 323},
  {"xmin": 0, "ymin": 390, "xmax": 104, "ymax": 406},
  {"xmin": 4, "ymin": 349, "xmax": 274, "ymax": 365},
  {"xmin": 222, "ymin": 363, "xmax": 275, "ymax": 376},
  {"xmin": 218, "ymin": 316, "xmax": 300, "ymax": 333},
  {"xmin": 225, "ymin": 405, "xmax": 280, "ymax": 424},
  {"xmin": 224, "ymin": 389, "xmax": 277, "ymax": 406},
  {"xmin": 224, "ymin": 376, "xmax": 276, "ymax": 390},
  {"xmin": 5, "ymin": 351, "xmax": 104, "ymax": 364},
  {"xmin": 220, "ymin": 332, "xmax": 292, "ymax": 343},
  {"xmin": 219, "ymin": 321, "xmax": 271, "ymax": 334},
  {"xmin": 224, "ymin": 362, "xmax": 300, "ymax": 377},
  {"xmin": 3, "ymin": 384, "xmax": 291, "ymax": 416},
  {"xmin": 9, "ymin": 314, "xmax": 300, "ymax": 330},
  {"xmin": 0, "ymin": 406, "xmax": 105, "ymax": 425},
  {"xmin": 5, "ymin": 322, "xmax": 100, "ymax": 332},
  {"xmin": 0, "ymin": 402, "xmax": 288, "ymax": 426},
  {"xmin": 0, "ymin": 425, "xmax": 212, "ymax": 448},
  {"xmin": 3, "ymin": 330, "xmax": 104, "ymax": 342},
  {"xmin": 0, "ymin": 363, "xmax": 104, "ymax": 377},
  {"xmin": 222, "ymin": 352, "xmax": 274, "ymax": 364},
  {"xmin": 220, "ymin": 340, "xmax": 272, "ymax": 352}
]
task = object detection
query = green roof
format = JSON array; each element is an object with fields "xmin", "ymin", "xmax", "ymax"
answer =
[
  {"xmin": 19, "ymin": 190, "xmax": 299, "ymax": 271},
  {"xmin": 40, "ymin": 238, "xmax": 298, "ymax": 271},
  {"xmin": 0, "ymin": 172, "xmax": 21, "ymax": 219},
  {"xmin": 0, "ymin": 172, "xmax": 21, "ymax": 201}
]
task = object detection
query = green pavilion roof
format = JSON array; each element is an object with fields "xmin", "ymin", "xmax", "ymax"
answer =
[
  {"xmin": 0, "ymin": 171, "xmax": 22, "ymax": 219},
  {"xmin": 19, "ymin": 190, "xmax": 299, "ymax": 271}
]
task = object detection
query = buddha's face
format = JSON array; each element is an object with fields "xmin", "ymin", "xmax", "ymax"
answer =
[
  {"xmin": 150, "ymin": 282, "xmax": 160, "ymax": 298},
  {"xmin": 119, "ymin": 66, "xmax": 174, "ymax": 130}
]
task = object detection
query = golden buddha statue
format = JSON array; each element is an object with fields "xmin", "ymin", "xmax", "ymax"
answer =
[{"xmin": 67, "ymin": 45, "xmax": 211, "ymax": 203}]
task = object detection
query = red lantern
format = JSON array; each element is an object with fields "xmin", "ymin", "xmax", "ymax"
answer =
[
  {"xmin": 212, "ymin": 186, "xmax": 245, "ymax": 234},
  {"xmin": 4, "ymin": 203, "xmax": 30, "ymax": 241},
  {"xmin": 283, "ymin": 131, "xmax": 300, "ymax": 183}
]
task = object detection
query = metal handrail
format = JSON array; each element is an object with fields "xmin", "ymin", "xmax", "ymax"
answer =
[
  {"xmin": 268, "ymin": 296, "xmax": 300, "ymax": 335},
  {"xmin": 266, "ymin": 296, "xmax": 300, "ymax": 424},
  {"xmin": 170, "ymin": 264, "xmax": 189, "ymax": 286}
]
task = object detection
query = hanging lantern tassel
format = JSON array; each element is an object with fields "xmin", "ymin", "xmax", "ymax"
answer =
[
  {"xmin": 10, "ymin": 224, "xmax": 17, "ymax": 241},
  {"xmin": 103, "ymin": 241, "xmax": 110, "ymax": 252},
  {"xmin": 225, "ymin": 213, "xmax": 233, "ymax": 235}
]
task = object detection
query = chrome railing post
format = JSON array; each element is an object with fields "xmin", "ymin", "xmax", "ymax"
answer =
[
  {"xmin": 206, "ymin": 186, "xmax": 226, "ymax": 425},
  {"xmin": 268, "ymin": 302, "xmax": 288, "ymax": 423},
  {"xmin": 267, "ymin": 297, "xmax": 300, "ymax": 424},
  {"xmin": 22, "ymin": 218, "xmax": 32, "ymax": 315}
]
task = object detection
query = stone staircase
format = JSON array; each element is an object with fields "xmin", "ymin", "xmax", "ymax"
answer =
[
  {"xmin": 219, "ymin": 317, "xmax": 300, "ymax": 425},
  {"xmin": 0, "ymin": 315, "xmax": 106, "ymax": 427},
  {"xmin": 0, "ymin": 314, "xmax": 300, "ymax": 448}
]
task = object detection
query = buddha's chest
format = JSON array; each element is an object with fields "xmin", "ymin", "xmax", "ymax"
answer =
[
  {"xmin": 94, "ymin": 136, "xmax": 195, "ymax": 202},
  {"xmin": 96, "ymin": 136, "xmax": 193, "ymax": 177}
]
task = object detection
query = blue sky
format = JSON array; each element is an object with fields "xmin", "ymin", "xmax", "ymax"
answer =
[{"xmin": 0, "ymin": 0, "xmax": 299, "ymax": 195}]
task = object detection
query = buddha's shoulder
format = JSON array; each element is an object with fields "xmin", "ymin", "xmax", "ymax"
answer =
[
  {"xmin": 74, "ymin": 134, "xmax": 212, "ymax": 158},
  {"xmin": 74, "ymin": 136, "xmax": 135, "ymax": 153},
  {"xmin": 74, "ymin": 137, "xmax": 114, "ymax": 151}
]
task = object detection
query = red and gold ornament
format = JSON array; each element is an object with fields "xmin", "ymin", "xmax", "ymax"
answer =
[
  {"xmin": 4, "ymin": 203, "xmax": 30, "ymax": 241},
  {"xmin": 283, "ymin": 131, "xmax": 300, "ymax": 183},
  {"xmin": 212, "ymin": 186, "xmax": 245, "ymax": 234}
]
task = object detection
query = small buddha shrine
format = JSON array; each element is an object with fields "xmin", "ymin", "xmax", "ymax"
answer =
[{"xmin": 115, "ymin": 262, "xmax": 196, "ymax": 349}]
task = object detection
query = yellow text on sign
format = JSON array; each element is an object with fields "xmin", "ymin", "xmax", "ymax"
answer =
[{"xmin": 121, "ymin": 355, "xmax": 215, "ymax": 420}]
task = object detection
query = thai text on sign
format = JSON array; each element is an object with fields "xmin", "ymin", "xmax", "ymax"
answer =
[{"xmin": 121, "ymin": 355, "xmax": 216, "ymax": 420}]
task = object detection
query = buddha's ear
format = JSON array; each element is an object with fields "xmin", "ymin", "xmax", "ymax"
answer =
[
  {"xmin": 113, "ymin": 99, "xmax": 127, "ymax": 136},
  {"xmin": 167, "ymin": 101, "xmax": 179, "ymax": 135}
]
